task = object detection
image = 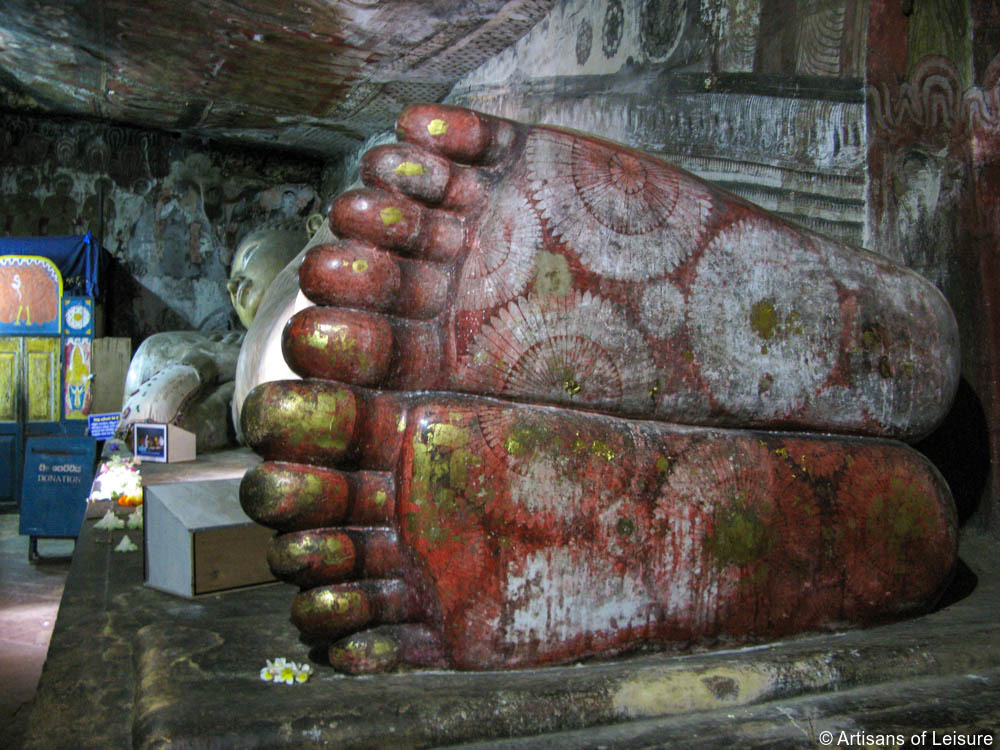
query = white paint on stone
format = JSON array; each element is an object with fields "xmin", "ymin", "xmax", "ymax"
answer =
[
  {"xmin": 688, "ymin": 219, "xmax": 840, "ymax": 420},
  {"xmin": 527, "ymin": 129, "xmax": 713, "ymax": 282},
  {"xmin": 457, "ymin": 0, "xmax": 636, "ymax": 88},
  {"xmin": 461, "ymin": 290, "xmax": 657, "ymax": 412},
  {"xmin": 711, "ymin": 0, "xmax": 761, "ymax": 72},
  {"xmin": 639, "ymin": 278, "xmax": 686, "ymax": 340},
  {"xmin": 120, "ymin": 362, "xmax": 200, "ymax": 427},
  {"xmin": 504, "ymin": 546, "xmax": 650, "ymax": 646},
  {"xmin": 502, "ymin": 516, "xmax": 719, "ymax": 647},
  {"xmin": 458, "ymin": 182, "xmax": 542, "ymax": 311},
  {"xmin": 509, "ymin": 454, "xmax": 588, "ymax": 526},
  {"xmin": 500, "ymin": 433, "xmax": 747, "ymax": 649}
]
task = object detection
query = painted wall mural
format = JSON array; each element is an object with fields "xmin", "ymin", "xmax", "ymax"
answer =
[
  {"xmin": 867, "ymin": 54, "xmax": 995, "ymax": 286},
  {"xmin": 450, "ymin": 0, "xmax": 869, "ymax": 248},
  {"xmin": 867, "ymin": 0, "xmax": 999, "ymax": 528},
  {"xmin": 0, "ymin": 113, "xmax": 326, "ymax": 344}
]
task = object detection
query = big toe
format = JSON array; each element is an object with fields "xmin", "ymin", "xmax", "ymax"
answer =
[
  {"xmin": 240, "ymin": 380, "xmax": 359, "ymax": 467},
  {"xmin": 282, "ymin": 306, "xmax": 393, "ymax": 386},
  {"xmin": 282, "ymin": 305, "xmax": 444, "ymax": 390},
  {"xmin": 396, "ymin": 104, "xmax": 518, "ymax": 166}
]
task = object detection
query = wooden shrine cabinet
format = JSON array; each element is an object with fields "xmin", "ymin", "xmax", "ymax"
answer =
[
  {"xmin": 0, "ymin": 335, "xmax": 61, "ymax": 504},
  {"xmin": 0, "ymin": 249, "xmax": 96, "ymax": 511}
]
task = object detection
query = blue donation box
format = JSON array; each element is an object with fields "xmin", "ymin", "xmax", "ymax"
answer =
[{"xmin": 19, "ymin": 436, "xmax": 96, "ymax": 542}]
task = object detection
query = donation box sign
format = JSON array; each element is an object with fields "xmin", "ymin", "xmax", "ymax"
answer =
[{"xmin": 19, "ymin": 436, "xmax": 96, "ymax": 538}]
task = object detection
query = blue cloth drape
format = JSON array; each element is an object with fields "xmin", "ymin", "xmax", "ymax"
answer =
[{"xmin": 0, "ymin": 233, "xmax": 98, "ymax": 297}]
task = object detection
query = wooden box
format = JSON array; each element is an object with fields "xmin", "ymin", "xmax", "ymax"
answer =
[{"xmin": 144, "ymin": 478, "xmax": 277, "ymax": 597}]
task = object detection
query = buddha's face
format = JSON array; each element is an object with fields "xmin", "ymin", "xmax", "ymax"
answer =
[{"xmin": 228, "ymin": 223, "xmax": 310, "ymax": 328}]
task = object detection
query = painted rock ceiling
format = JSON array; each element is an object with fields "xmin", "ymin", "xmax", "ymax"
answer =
[{"xmin": 0, "ymin": 0, "xmax": 556, "ymax": 158}]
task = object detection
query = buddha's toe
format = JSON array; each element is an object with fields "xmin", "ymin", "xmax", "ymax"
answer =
[
  {"xmin": 395, "ymin": 103, "xmax": 519, "ymax": 167},
  {"xmin": 330, "ymin": 187, "xmax": 465, "ymax": 264},
  {"xmin": 240, "ymin": 461, "xmax": 395, "ymax": 533},
  {"xmin": 281, "ymin": 305, "xmax": 443, "ymax": 390},
  {"xmin": 266, "ymin": 528, "xmax": 406, "ymax": 589},
  {"xmin": 291, "ymin": 580, "xmax": 417, "ymax": 640},
  {"xmin": 298, "ymin": 239, "xmax": 449, "ymax": 320},
  {"xmin": 328, "ymin": 624, "xmax": 446, "ymax": 674}
]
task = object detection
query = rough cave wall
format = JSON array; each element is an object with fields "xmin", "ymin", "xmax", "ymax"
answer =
[
  {"xmin": 447, "ymin": 0, "xmax": 996, "ymax": 529},
  {"xmin": 867, "ymin": 0, "xmax": 999, "ymax": 530},
  {"xmin": 0, "ymin": 112, "xmax": 327, "ymax": 346}
]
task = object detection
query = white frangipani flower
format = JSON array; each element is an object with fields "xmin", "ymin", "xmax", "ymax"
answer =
[
  {"xmin": 94, "ymin": 509, "xmax": 125, "ymax": 530},
  {"xmin": 127, "ymin": 508, "xmax": 143, "ymax": 529},
  {"xmin": 113, "ymin": 534, "xmax": 138, "ymax": 553},
  {"xmin": 260, "ymin": 657, "xmax": 312, "ymax": 685}
]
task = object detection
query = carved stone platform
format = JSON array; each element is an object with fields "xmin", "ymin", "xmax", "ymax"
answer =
[{"xmin": 21, "ymin": 475, "xmax": 1000, "ymax": 749}]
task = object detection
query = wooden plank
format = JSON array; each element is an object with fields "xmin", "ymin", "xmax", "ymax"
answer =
[
  {"xmin": 90, "ymin": 337, "xmax": 131, "ymax": 414},
  {"xmin": 0, "ymin": 337, "xmax": 18, "ymax": 421},
  {"xmin": 25, "ymin": 337, "xmax": 59, "ymax": 422}
]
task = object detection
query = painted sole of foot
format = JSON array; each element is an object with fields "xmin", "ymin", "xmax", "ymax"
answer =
[
  {"xmin": 241, "ymin": 379, "xmax": 957, "ymax": 672},
  {"xmin": 280, "ymin": 103, "xmax": 959, "ymax": 440}
]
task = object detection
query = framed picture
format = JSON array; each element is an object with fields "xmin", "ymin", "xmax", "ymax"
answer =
[{"xmin": 134, "ymin": 423, "xmax": 168, "ymax": 463}]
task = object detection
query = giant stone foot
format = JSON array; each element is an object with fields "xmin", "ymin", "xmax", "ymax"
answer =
[
  {"xmin": 281, "ymin": 104, "xmax": 960, "ymax": 440},
  {"xmin": 239, "ymin": 105, "xmax": 960, "ymax": 673},
  {"xmin": 240, "ymin": 380, "xmax": 957, "ymax": 673}
]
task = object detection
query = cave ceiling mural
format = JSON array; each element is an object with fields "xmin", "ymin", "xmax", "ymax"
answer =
[{"xmin": 0, "ymin": 0, "xmax": 557, "ymax": 159}]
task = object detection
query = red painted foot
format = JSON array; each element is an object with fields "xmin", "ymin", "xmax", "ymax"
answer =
[
  {"xmin": 240, "ymin": 380, "xmax": 957, "ymax": 672},
  {"xmin": 283, "ymin": 104, "xmax": 959, "ymax": 440}
]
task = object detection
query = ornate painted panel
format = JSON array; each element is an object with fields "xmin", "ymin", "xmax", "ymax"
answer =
[
  {"xmin": 25, "ymin": 336, "xmax": 59, "ymax": 423},
  {"xmin": 0, "ymin": 337, "xmax": 17, "ymax": 422},
  {"xmin": 62, "ymin": 297, "xmax": 94, "ymax": 420},
  {"xmin": 0, "ymin": 255, "xmax": 62, "ymax": 335},
  {"xmin": 63, "ymin": 337, "xmax": 91, "ymax": 420}
]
